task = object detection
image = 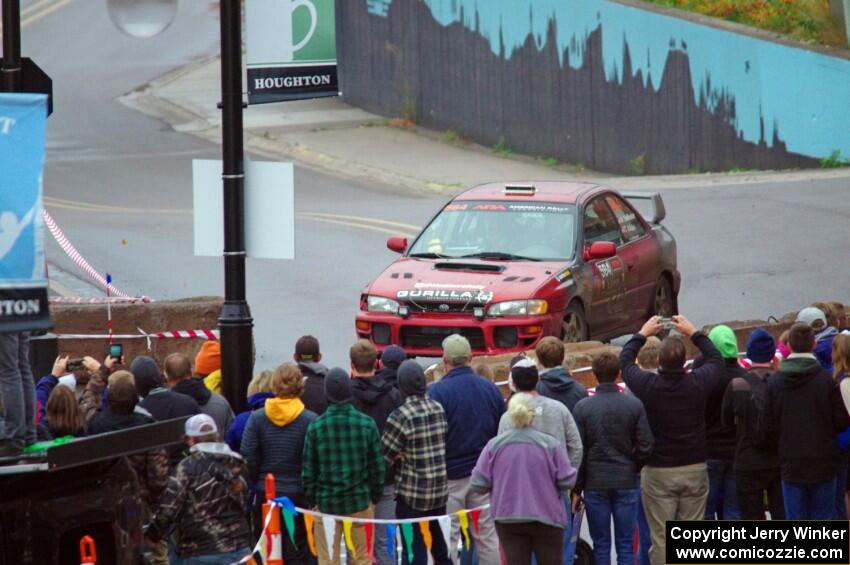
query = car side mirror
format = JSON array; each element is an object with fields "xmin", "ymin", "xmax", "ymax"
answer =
[
  {"xmin": 387, "ymin": 236, "xmax": 408, "ymax": 254},
  {"xmin": 587, "ymin": 241, "xmax": 616, "ymax": 260}
]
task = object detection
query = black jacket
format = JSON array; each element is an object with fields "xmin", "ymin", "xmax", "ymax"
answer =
[
  {"xmin": 375, "ymin": 366, "xmax": 399, "ymax": 389},
  {"xmin": 621, "ymin": 332, "xmax": 724, "ymax": 468},
  {"xmin": 761, "ymin": 355, "xmax": 849, "ymax": 484},
  {"xmin": 721, "ymin": 366, "xmax": 779, "ymax": 472},
  {"xmin": 536, "ymin": 367, "xmax": 588, "ymax": 413},
  {"xmin": 88, "ymin": 408, "xmax": 153, "ymax": 434},
  {"xmin": 140, "ymin": 388, "xmax": 201, "ymax": 422},
  {"xmin": 299, "ymin": 361, "xmax": 329, "ymax": 416},
  {"xmin": 572, "ymin": 383, "xmax": 654, "ymax": 492},
  {"xmin": 693, "ymin": 357, "xmax": 741, "ymax": 460},
  {"xmin": 351, "ymin": 374, "xmax": 403, "ymax": 485}
]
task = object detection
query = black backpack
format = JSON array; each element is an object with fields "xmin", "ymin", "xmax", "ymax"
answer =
[{"xmin": 741, "ymin": 367, "xmax": 772, "ymax": 443}]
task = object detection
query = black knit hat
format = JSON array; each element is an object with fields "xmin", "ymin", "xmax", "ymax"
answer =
[
  {"xmin": 324, "ymin": 367, "xmax": 353, "ymax": 404},
  {"xmin": 398, "ymin": 360, "xmax": 427, "ymax": 397},
  {"xmin": 130, "ymin": 356, "xmax": 163, "ymax": 398}
]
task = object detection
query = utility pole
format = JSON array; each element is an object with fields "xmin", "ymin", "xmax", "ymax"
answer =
[
  {"xmin": 218, "ymin": 0, "xmax": 253, "ymax": 413},
  {"xmin": 1, "ymin": 0, "xmax": 22, "ymax": 92}
]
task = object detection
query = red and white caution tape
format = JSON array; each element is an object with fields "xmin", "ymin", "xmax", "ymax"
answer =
[
  {"xmin": 49, "ymin": 328, "xmax": 219, "ymax": 350},
  {"xmin": 49, "ymin": 296, "xmax": 149, "ymax": 304},
  {"xmin": 43, "ymin": 210, "xmax": 150, "ymax": 301}
]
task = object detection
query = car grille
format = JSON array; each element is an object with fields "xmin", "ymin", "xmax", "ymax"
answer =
[
  {"xmin": 404, "ymin": 301, "xmax": 478, "ymax": 314},
  {"xmin": 400, "ymin": 326, "xmax": 486, "ymax": 350}
]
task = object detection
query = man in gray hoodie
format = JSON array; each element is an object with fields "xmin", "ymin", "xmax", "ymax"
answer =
[{"xmin": 535, "ymin": 336, "xmax": 588, "ymax": 412}]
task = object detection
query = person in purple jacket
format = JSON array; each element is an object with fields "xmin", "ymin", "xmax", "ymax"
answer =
[{"xmin": 470, "ymin": 393, "xmax": 577, "ymax": 565}]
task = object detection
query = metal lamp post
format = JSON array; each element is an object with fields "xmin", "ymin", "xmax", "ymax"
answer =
[{"xmin": 3, "ymin": 0, "xmax": 255, "ymax": 412}]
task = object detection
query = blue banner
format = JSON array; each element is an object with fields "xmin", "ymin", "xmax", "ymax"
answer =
[{"xmin": 0, "ymin": 93, "xmax": 50, "ymax": 332}]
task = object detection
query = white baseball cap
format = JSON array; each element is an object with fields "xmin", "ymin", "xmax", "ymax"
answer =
[
  {"xmin": 796, "ymin": 307, "xmax": 827, "ymax": 329},
  {"xmin": 184, "ymin": 414, "xmax": 218, "ymax": 437}
]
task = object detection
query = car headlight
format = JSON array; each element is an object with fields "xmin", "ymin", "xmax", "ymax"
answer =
[
  {"xmin": 487, "ymin": 300, "xmax": 548, "ymax": 317},
  {"xmin": 367, "ymin": 296, "xmax": 400, "ymax": 314}
]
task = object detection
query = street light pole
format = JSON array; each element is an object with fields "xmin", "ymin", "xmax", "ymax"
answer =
[
  {"xmin": 1, "ymin": 0, "xmax": 22, "ymax": 92},
  {"xmin": 218, "ymin": 0, "xmax": 253, "ymax": 413}
]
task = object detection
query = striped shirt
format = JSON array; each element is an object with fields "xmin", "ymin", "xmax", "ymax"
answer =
[{"xmin": 381, "ymin": 395, "xmax": 448, "ymax": 511}]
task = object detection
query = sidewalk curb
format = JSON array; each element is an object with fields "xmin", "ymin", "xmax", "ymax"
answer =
[{"xmin": 120, "ymin": 57, "xmax": 850, "ymax": 196}]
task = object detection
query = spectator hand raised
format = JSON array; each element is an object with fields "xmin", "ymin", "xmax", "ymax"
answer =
[
  {"xmin": 51, "ymin": 355, "xmax": 69, "ymax": 377},
  {"xmin": 638, "ymin": 316, "xmax": 664, "ymax": 338},
  {"xmin": 672, "ymin": 315, "xmax": 697, "ymax": 337},
  {"xmin": 82, "ymin": 356, "xmax": 102, "ymax": 373}
]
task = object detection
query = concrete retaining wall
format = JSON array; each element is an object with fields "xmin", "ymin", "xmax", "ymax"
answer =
[{"xmin": 338, "ymin": 0, "xmax": 850, "ymax": 174}]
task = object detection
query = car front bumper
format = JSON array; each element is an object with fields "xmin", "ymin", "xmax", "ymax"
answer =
[{"xmin": 354, "ymin": 310, "xmax": 563, "ymax": 357}]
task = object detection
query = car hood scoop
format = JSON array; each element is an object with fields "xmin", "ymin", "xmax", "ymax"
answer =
[{"xmin": 433, "ymin": 261, "xmax": 504, "ymax": 273}]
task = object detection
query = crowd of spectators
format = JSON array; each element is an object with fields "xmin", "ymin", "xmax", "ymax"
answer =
[{"xmin": 1, "ymin": 301, "xmax": 849, "ymax": 564}]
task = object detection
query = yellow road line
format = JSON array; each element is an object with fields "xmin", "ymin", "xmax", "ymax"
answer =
[
  {"xmin": 22, "ymin": 0, "xmax": 74, "ymax": 27},
  {"xmin": 43, "ymin": 197, "xmax": 421, "ymax": 237},
  {"xmin": 297, "ymin": 216, "xmax": 418, "ymax": 238},
  {"xmin": 298, "ymin": 212, "xmax": 421, "ymax": 232}
]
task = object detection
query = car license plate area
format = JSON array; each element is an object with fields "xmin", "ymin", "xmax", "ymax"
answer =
[{"xmin": 400, "ymin": 326, "xmax": 485, "ymax": 350}]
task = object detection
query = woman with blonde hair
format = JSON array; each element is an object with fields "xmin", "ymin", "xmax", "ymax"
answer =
[
  {"xmin": 470, "ymin": 393, "xmax": 576, "ymax": 565},
  {"xmin": 225, "ymin": 369, "xmax": 275, "ymax": 451},
  {"xmin": 241, "ymin": 362, "xmax": 318, "ymax": 563}
]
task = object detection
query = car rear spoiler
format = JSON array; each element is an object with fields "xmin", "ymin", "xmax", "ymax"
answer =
[{"xmin": 621, "ymin": 192, "xmax": 666, "ymax": 224}]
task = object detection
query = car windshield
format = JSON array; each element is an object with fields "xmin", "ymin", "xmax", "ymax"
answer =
[{"xmin": 408, "ymin": 200, "xmax": 576, "ymax": 261}]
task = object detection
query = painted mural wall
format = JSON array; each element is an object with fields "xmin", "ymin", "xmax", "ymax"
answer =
[{"xmin": 337, "ymin": 0, "xmax": 850, "ymax": 174}]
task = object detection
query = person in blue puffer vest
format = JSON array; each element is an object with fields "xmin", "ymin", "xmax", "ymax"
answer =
[{"xmin": 225, "ymin": 370, "xmax": 275, "ymax": 452}]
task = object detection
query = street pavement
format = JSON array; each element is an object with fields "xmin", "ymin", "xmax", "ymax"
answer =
[{"xmin": 22, "ymin": 0, "xmax": 850, "ymax": 370}]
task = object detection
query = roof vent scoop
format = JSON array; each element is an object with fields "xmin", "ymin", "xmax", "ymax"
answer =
[{"xmin": 503, "ymin": 184, "xmax": 536, "ymax": 196}]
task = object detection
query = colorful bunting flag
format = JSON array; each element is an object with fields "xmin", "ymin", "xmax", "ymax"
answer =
[
  {"xmin": 321, "ymin": 516, "xmax": 336, "ymax": 561},
  {"xmin": 437, "ymin": 516, "xmax": 452, "ymax": 556},
  {"xmin": 343, "ymin": 519, "xmax": 356, "ymax": 558},
  {"xmin": 458, "ymin": 510, "xmax": 471, "ymax": 550},
  {"xmin": 281, "ymin": 505, "xmax": 297, "ymax": 548},
  {"xmin": 400, "ymin": 522, "xmax": 415, "ymax": 564},
  {"xmin": 304, "ymin": 514, "xmax": 317, "ymax": 556},
  {"xmin": 469, "ymin": 508, "xmax": 482, "ymax": 535},
  {"xmin": 386, "ymin": 524, "xmax": 397, "ymax": 561},
  {"xmin": 365, "ymin": 521, "xmax": 375, "ymax": 561},
  {"xmin": 419, "ymin": 520, "xmax": 433, "ymax": 555}
]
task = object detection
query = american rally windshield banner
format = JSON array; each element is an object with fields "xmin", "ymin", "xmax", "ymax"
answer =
[
  {"xmin": 0, "ymin": 93, "xmax": 50, "ymax": 332},
  {"xmin": 246, "ymin": 0, "xmax": 338, "ymax": 104}
]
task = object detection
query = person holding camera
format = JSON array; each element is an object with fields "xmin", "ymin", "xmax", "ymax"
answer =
[{"xmin": 619, "ymin": 315, "xmax": 724, "ymax": 565}]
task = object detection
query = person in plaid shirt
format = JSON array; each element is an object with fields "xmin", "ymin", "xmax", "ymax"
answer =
[
  {"xmin": 302, "ymin": 367, "xmax": 384, "ymax": 564},
  {"xmin": 382, "ymin": 360, "xmax": 450, "ymax": 565}
]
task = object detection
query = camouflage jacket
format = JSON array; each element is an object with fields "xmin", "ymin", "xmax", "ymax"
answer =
[{"xmin": 147, "ymin": 442, "xmax": 251, "ymax": 558}]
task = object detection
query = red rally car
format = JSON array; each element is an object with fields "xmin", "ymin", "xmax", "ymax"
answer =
[{"xmin": 356, "ymin": 181, "xmax": 680, "ymax": 356}]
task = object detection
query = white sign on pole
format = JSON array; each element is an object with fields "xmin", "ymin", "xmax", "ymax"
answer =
[{"xmin": 192, "ymin": 159, "xmax": 295, "ymax": 260}]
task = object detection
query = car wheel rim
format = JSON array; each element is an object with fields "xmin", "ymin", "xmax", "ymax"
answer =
[
  {"xmin": 655, "ymin": 280, "xmax": 673, "ymax": 317},
  {"xmin": 563, "ymin": 313, "xmax": 583, "ymax": 343}
]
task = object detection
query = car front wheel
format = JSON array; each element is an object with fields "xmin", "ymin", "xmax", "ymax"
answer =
[
  {"xmin": 562, "ymin": 302, "xmax": 589, "ymax": 343},
  {"xmin": 653, "ymin": 275, "xmax": 676, "ymax": 318}
]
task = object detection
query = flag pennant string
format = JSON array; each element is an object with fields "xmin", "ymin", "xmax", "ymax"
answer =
[
  {"xmin": 386, "ymin": 523, "xmax": 397, "ymax": 562},
  {"xmin": 364, "ymin": 521, "xmax": 375, "ymax": 561},
  {"xmin": 470, "ymin": 508, "xmax": 482, "ymax": 535},
  {"xmin": 321, "ymin": 516, "xmax": 336, "ymax": 561},
  {"xmin": 343, "ymin": 519, "xmax": 357, "ymax": 558},
  {"xmin": 400, "ymin": 522, "xmax": 415, "ymax": 564},
  {"xmin": 419, "ymin": 520, "xmax": 434, "ymax": 554},
  {"xmin": 304, "ymin": 514, "xmax": 317, "ymax": 556},
  {"xmin": 458, "ymin": 509, "xmax": 471, "ymax": 550}
]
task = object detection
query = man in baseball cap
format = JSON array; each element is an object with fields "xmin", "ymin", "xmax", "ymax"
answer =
[
  {"xmin": 797, "ymin": 306, "xmax": 839, "ymax": 370},
  {"xmin": 796, "ymin": 307, "xmax": 827, "ymax": 330},
  {"xmin": 146, "ymin": 413, "xmax": 251, "ymax": 562}
]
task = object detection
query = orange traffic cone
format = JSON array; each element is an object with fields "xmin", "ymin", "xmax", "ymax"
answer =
[
  {"xmin": 261, "ymin": 473, "xmax": 283, "ymax": 565},
  {"xmin": 79, "ymin": 536, "xmax": 97, "ymax": 564}
]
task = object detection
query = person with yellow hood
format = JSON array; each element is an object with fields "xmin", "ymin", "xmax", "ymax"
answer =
[
  {"xmin": 240, "ymin": 362, "xmax": 317, "ymax": 563},
  {"xmin": 195, "ymin": 341, "xmax": 223, "ymax": 394}
]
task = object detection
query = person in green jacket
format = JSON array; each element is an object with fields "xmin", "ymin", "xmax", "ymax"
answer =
[{"xmin": 302, "ymin": 367, "xmax": 384, "ymax": 565}]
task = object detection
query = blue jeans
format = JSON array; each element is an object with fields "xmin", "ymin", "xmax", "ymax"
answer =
[
  {"xmin": 173, "ymin": 548, "xmax": 252, "ymax": 564},
  {"xmin": 704, "ymin": 459, "xmax": 740, "ymax": 520},
  {"xmin": 0, "ymin": 333, "xmax": 35, "ymax": 448},
  {"xmin": 636, "ymin": 488, "xmax": 651, "ymax": 565},
  {"xmin": 782, "ymin": 479, "xmax": 837, "ymax": 520},
  {"xmin": 584, "ymin": 489, "xmax": 640, "ymax": 565}
]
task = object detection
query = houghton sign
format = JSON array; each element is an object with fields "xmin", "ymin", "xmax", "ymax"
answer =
[
  {"xmin": 246, "ymin": 0, "xmax": 338, "ymax": 104},
  {"xmin": 0, "ymin": 93, "xmax": 50, "ymax": 333}
]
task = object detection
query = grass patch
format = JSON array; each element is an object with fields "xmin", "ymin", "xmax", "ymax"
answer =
[
  {"xmin": 642, "ymin": 0, "xmax": 846, "ymax": 47},
  {"xmin": 538, "ymin": 156, "xmax": 559, "ymax": 167},
  {"xmin": 492, "ymin": 136, "xmax": 513, "ymax": 157},
  {"xmin": 727, "ymin": 166, "xmax": 750, "ymax": 172},
  {"xmin": 820, "ymin": 149, "xmax": 850, "ymax": 168},
  {"xmin": 441, "ymin": 129, "xmax": 461, "ymax": 142},
  {"xmin": 630, "ymin": 154, "xmax": 647, "ymax": 175}
]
